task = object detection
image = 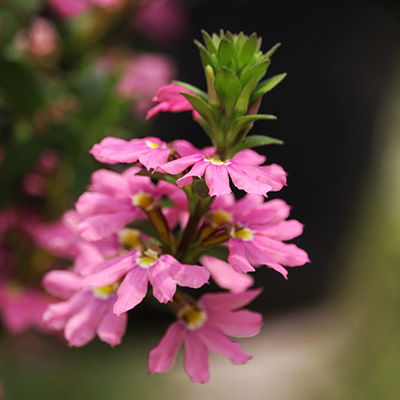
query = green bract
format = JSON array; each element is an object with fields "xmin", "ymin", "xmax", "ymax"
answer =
[{"xmin": 185, "ymin": 30, "xmax": 285, "ymax": 157}]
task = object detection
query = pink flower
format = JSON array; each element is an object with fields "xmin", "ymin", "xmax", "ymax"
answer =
[
  {"xmin": 49, "ymin": 0, "xmax": 124, "ymax": 18},
  {"xmin": 90, "ymin": 137, "xmax": 170, "ymax": 170},
  {"xmin": 132, "ymin": 0, "xmax": 188, "ymax": 46},
  {"xmin": 159, "ymin": 147, "xmax": 287, "ymax": 197},
  {"xmin": 74, "ymin": 167, "xmax": 187, "ymax": 240},
  {"xmin": 148, "ymin": 289, "xmax": 262, "ymax": 383},
  {"xmin": 82, "ymin": 249, "xmax": 210, "ymax": 315},
  {"xmin": 43, "ymin": 270, "xmax": 127, "ymax": 346},
  {"xmin": 211, "ymin": 195, "xmax": 310, "ymax": 278},
  {"xmin": 116, "ymin": 54, "xmax": 177, "ymax": 116},
  {"xmin": 146, "ymin": 83, "xmax": 196, "ymax": 119}
]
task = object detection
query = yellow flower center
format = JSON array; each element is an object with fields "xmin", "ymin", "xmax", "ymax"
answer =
[
  {"xmin": 136, "ymin": 248, "xmax": 159, "ymax": 269},
  {"xmin": 131, "ymin": 191, "xmax": 153, "ymax": 210},
  {"xmin": 178, "ymin": 306, "xmax": 207, "ymax": 330},
  {"xmin": 92, "ymin": 283, "xmax": 119, "ymax": 299},
  {"xmin": 204, "ymin": 156, "xmax": 231, "ymax": 166},
  {"xmin": 233, "ymin": 227, "xmax": 254, "ymax": 241},
  {"xmin": 119, "ymin": 229, "xmax": 142, "ymax": 251},
  {"xmin": 211, "ymin": 209, "xmax": 232, "ymax": 227}
]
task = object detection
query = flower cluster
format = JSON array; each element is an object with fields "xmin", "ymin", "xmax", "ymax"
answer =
[{"xmin": 41, "ymin": 30, "xmax": 309, "ymax": 383}]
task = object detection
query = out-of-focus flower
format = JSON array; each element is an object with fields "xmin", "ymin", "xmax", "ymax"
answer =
[
  {"xmin": 15, "ymin": 17, "xmax": 59, "ymax": 65},
  {"xmin": 116, "ymin": 54, "xmax": 177, "ymax": 116},
  {"xmin": 148, "ymin": 289, "xmax": 262, "ymax": 383},
  {"xmin": 132, "ymin": 0, "xmax": 188, "ymax": 46},
  {"xmin": 49, "ymin": 0, "xmax": 125, "ymax": 18}
]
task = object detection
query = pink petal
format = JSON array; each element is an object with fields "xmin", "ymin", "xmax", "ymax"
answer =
[
  {"xmin": 176, "ymin": 160, "xmax": 208, "ymax": 188},
  {"xmin": 75, "ymin": 192, "xmax": 131, "ymax": 215},
  {"xmin": 162, "ymin": 255, "xmax": 209, "ymax": 289},
  {"xmin": 82, "ymin": 253, "xmax": 135, "ymax": 287},
  {"xmin": 65, "ymin": 298, "xmax": 108, "ymax": 347},
  {"xmin": 113, "ymin": 267, "xmax": 148, "ymax": 315},
  {"xmin": 260, "ymin": 220, "xmax": 304, "ymax": 240},
  {"xmin": 90, "ymin": 137, "xmax": 142, "ymax": 164},
  {"xmin": 205, "ymin": 164, "xmax": 232, "ymax": 197},
  {"xmin": 89, "ymin": 169, "xmax": 131, "ymax": 196},
  {"xmin": 77, "ymin": 210, "xmax": 137, "ymax": 241},
  {"xmin": 138, "ymin": 147, "xmax": 170, "ymax": 171},
  {"xmin": 232, "ymin": 149, "xmax": 266, "ymax": 165},
  {"xmin": 199, "ymin": 288, "xmax": 263, "ymax": 312},
  {"xmin": 184, "ymin": 330, "xmax": 210, "ymax": 383},
  {"xmin": 172, "ymin": 140, "xmax": 201, "ymax": 157},
  {"xmin": 200, "ymin": 256, "xmax": 253, "ymax": 293},
  {"xmin": 208, "ymin": 309, "xmax": 262, "ymax": 337},
  {"xmin": 255, "ymin": 236, "xmax": 310, "ymax": 267},
  {"xmin": 227, "ymin": 163, "xmax": 273, "ymax": 195},
  {"xmin": 96, "ymin": 307, "xmax": 127, "ymax": 346},
  {"xmin": 148, "ymin": 261, "xmax": 176, "ymax": 303},
  {"xmin": 148, "ymin": 321, "xmax": 186, "ymax": 373},
  {"xmin": 228, "ymin": 240, "xmax": 256, "ymax": 273},
  {"xmin": 42, "ymin": 270, "xmax": 83, "ymax": 299},
  {"xmin": 158, "ymin": 153, "xmax": 203, "ymax": 175},
  {"xmin": 198, "ymin": 325, "xmax": 251, "ymax": 364}
]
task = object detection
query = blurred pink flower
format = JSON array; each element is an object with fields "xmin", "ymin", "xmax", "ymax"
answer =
[
  {"xmin": 15, "ymin": 17, "xmax": 59, "ymax": 59},
  {"xmin": 132, "ymin": 0, "xmax": 188, "ymax": 46},
  {"xmin": 0, "ymin": 284, "xmax": 54, "ymax": 334},
  {"xmin": 116, "ymin": 54, "xmax": 177, "ymax": 116},
  {"xmin": 49, "ymin": 0, "xmax": 124, "ymax": 18},
  {"xmin": 148, "ymin": 289, "xmax": 262, "ymax": 383}
]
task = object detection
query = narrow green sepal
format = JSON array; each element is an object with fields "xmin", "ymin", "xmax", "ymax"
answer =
[
  {"xmin": 218, "ymin": 39, "xmax": 238, "ymax": 71},
  {"xmin": 195, "ymin": 40, "xmax": 218, "ymax": 71},
  {"xmin": 181, "ymin": 92, "xmax": 216, "ymax": 126},
  {"xmin": 234, "ymin": 75, "xmax": 257, "ymax": 115},
  {"xmin": 250, "ymin": 73, "xmax": 287, "ymax": 102},
  {"xmin": 201, "ymin": 30, "xmax": 218, "ymax": 54},
  {"xmin": 214, "ymin": 67, "xmax": 242, "ymax": 116},
  {"xmin": 173, "ymin": 80, "xmax": 208, "ymax": 101},
  {"xmin": 235, "ymin": 113, "xmax": 277, "ymax": 129},
  {"xmin": 238, "ymin": 33, "xmax": 258, "ymax": 71},
  {"xmin": 136, "ymin": 169, "xmax": 177, "ymax": 184},
  {"xmin": 241, "ymin": 59, "xmax": 271, "ymax": 86},
  {"xmin": 228, "ymin": 135, "xmax": 283, "ymax": 157},
  {"xmin": 264, "ymin": 42, "xmax": 281, "ymax": 59}
]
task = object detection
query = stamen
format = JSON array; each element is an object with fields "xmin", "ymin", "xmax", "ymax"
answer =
[
  {"xmin": 178, "ymin": 306, "xmax": 207, "ymax": 330},
  {"xmin": 211, "ymin": 209, "xmax": 232, "ymax": 227},
  {"xmin": 136, "ymin": 248, "xmax": 159, "ymax": 269},
  {"xmin": 204, "ymin": 155, "xmax": 231, "ymax": 166},
  {"xmin": 119, "ymin": 229, "xmax": 142, "ymax": 250},
  {"xmin": 132, "ymin": 191, "xmax": 153, "ymax": 210},
  {"xmin": 146, "ymin": 140, "xmax": 166, "ymax": 149}
]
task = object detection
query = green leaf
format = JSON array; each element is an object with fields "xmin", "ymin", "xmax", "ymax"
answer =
[
  {"xmin": 212, "ymin": 33, "xmax": 222, "ymax": 48},
  {"xmin": 228, "ymin": 134, "xmax": 283, "ymax": 156},
  {"xmin": 241, "ymin": 60, "xmax": 271, "ymax": 86},
  {"xmin": 201, "ymin": 30, "xmax": 217, "ymax": 54},
  {"xmin": 214, "ymin": 67, "xmax": 242, "ymax": 116},
  {"xmin": 238, "ymin": 33, "xmax": 257, "ymax": 71},
  {"xmin": 224, "ymin": 31, "xmax": 235, "ymax": 44},
  {"xmin": 181, "ymin": 92, "xmax": 216, "ymax": 126},
  {"xmin": 250, "ymin": 73, "xmax": 287, "ymax": 102},
  {"xmin": 195, "ymin": 40, "xmax": 218, "ymax": 71},
  {"xmin": 218, "ymin": 39, "xmax": 238, "ymax": 71},
  {"xmin": 235, "ymin": 32, "xmax": 247, "ymax": 53},
  {"xmin": 173, "ymin": 80, "xmax": 208, "ymax": 102}
]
